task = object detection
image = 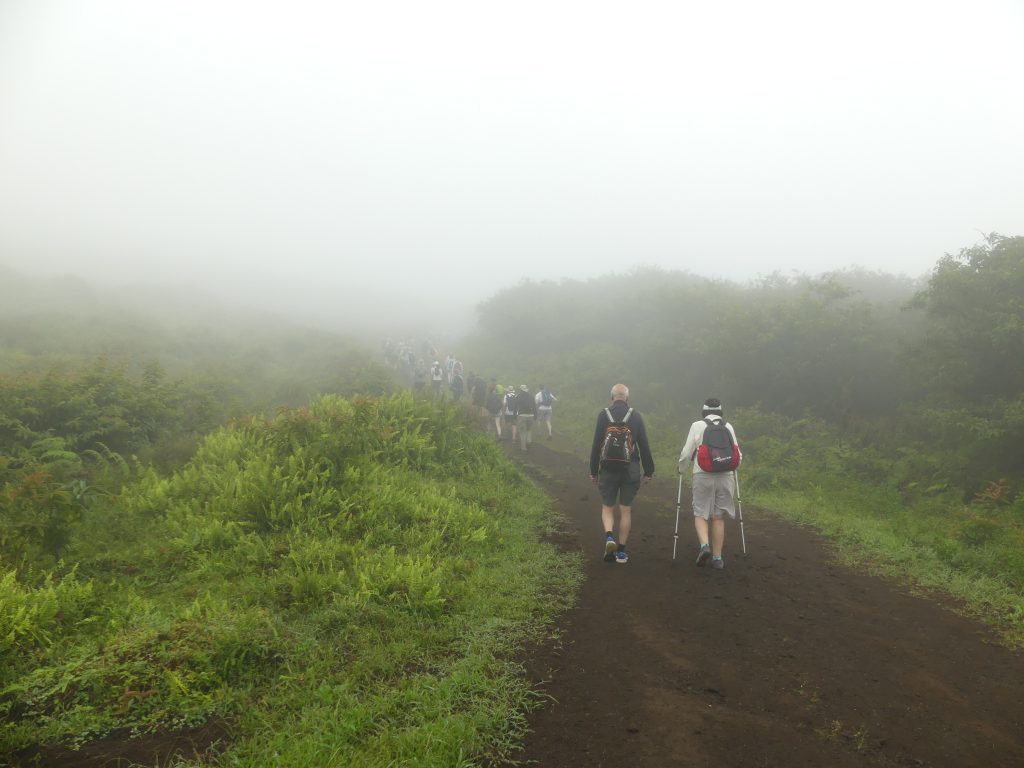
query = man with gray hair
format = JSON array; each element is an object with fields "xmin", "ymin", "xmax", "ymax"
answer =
[
  {"xmin": 677, "ymin": 397, "xmax": 742, "ymax": 570},
  {"xmin": 589, "ymin": 383, "xmax": 655, "ymax": 564}
]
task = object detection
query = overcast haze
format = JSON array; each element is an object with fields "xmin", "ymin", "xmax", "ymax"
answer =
[{"xmin": 1, "ymin": 0, "xmax": 1022, "ymax": 333}]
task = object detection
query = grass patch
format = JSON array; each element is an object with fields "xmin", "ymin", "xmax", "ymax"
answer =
[{"xmin": 1, "ymin": 393, "xmax": 581, "ymax": 766}]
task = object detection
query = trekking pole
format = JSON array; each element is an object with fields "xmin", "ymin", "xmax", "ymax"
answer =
[
  {"xmin": 672, "ymin": 472, "xmax": 683, "ymax": 561},
  {"xmin": 734, "ymin": 470, "xmax": 747, "ymax": 556}
]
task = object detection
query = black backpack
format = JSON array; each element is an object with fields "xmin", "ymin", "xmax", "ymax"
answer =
[
  {"xmin": 503, "ymin": 392, "xmax": 518, "ymax": 415},
  {"xmin": 599, "ymin": 408, "xmax": 635, "ymax": 466},
  {"xmin": 694, "ymin": 417, "xmax": 740, "ymax": 473}
]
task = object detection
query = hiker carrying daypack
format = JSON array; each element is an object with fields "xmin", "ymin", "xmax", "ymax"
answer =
[
  {"xmin": 588, "ymin": 384, "xmax": 656, "ymax": 566},
  {"xmin": 599, "ymin": 407, "xmax": 635, "ymax": 466},
  {"xmin": 676, "ymin": 398, "xmax": 743, "ymax": 569},
  {"xmin": 694, "ymin": 416, "xmax": 741, "ymax": 473}
]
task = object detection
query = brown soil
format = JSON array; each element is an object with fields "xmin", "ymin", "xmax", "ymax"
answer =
[
  {"xmin": 504, "ymin": 437, "xmax": 1024, "ymax": 768},
  {"xmin": 10, "ymin": 720, "xmax": 229, "ymax": 768}
]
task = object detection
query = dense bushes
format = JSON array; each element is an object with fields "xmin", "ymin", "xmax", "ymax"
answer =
[
  {"xmin": 0, "ymin": 302, "xmax": 392, "ymax": 564},
  {"xmin": 1, "ymin": 393, "xmax": 577, "ymax": 764},
  {"xmin": 470, "ymin": 235, "xmax": 1024, "ymax": 495}
]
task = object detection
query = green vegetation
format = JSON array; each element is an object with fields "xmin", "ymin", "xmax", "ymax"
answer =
[
  {"xmin": 3, "ymin": 233, "xmax": 1022, "ymax": 760},
  {"xmin": 465, "ymin": 234, "xmax": 1024, "ymax": 644},
  {"xmin": 2, "ymin": 394, "xmax": 577, "ymax": 765},
  {"xmin": 1, "ymin": 272, "xmax": 579, "ymax": 764}
]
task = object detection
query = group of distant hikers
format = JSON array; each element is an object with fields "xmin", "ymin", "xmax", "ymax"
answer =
[
  {"xmin": 589, "ymin": 384, "xmax": 741, "ymax": 568},
  {"xmin": 445, "ymin": 368, "xmax": 559, "ymax": 453},
  {"xmin": 425, "ymin": 358, "xmax": 559, "ymax": 454},
  {"xmin": 381, "ymin": 340, "xmax": 559, "ymax": 452},
  {"xmin": 487, "ymin": 380, "xmax": 558, "ymax": 451}
]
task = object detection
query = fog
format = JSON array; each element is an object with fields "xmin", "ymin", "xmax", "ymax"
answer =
[{"xmin": 1, "ymin": 0, "xmax": 1022, "ymax": 336}]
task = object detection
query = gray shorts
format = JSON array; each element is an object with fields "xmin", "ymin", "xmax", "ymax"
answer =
[
  {"xmin": 692, "ymin": 472, "xmax": 737, "ymax": 519},
  {"xmin": 537, "ymin": 406, "xmax": 553, "ymax": 423},
  {"xmin": 599, "ymin": 462, "xmax": 642, "ymax": 507}
]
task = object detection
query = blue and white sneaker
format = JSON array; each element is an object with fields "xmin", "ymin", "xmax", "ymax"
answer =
[
  {"xmin": 615, "ymin": 549, "xmax": 629, "ymax": 564},
  {"xmin": 604, "ymin": 536, "xmax": 617, "ymax": 562},
  {"xmin": 696, "ymin": 544, "xmax": 711, "ymax": 567}
]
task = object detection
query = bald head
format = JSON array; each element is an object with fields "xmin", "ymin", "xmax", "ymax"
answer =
[{"xmin": 611, "ymin": 383, "xmax": 629, "ymax": 401}]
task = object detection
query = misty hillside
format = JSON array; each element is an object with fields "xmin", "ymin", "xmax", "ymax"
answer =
[
  {"xmin": 2, "ymin": 1, "xmax": 1022, "ymax": 762},
  {"xmin": 468, "ymin": 237, "xmax": 1022, "ymax": 478},
  {"xmin": 460, "ymin": 234, "xmax": 1024, "ymax": 604},
  {"xmin": 2, "ymin": 235, "xmax": 1023, "ymax": 766},
  {"xmin": 0, "ymin": 266, "xmax": 393, "ymax": 408}
]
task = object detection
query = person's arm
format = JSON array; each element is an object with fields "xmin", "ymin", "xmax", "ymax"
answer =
[
  {"xmin": 589, "ymin": 411, "xmax": 607, "ymax": 477},
  {"xmin": 634, "ymin": 413, "xmax": 655, "ymax": 477},
  {"xmin": 678, "ymin": 422, "xmax": 699, "ymax": 474}
]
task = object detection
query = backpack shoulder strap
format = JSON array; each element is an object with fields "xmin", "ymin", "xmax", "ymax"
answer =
[
  {"xmin": 604, "ymin": 407, "xmax": 614, "ymax": 423},
  {"xmin": 622, "ymin": 408, "xmax": 634, "ymax": 424}
]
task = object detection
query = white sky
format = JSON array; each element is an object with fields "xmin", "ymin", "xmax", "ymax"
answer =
[{"xmin": 1, "ymin": 0, "xmax": 1022, "ymax": 330}]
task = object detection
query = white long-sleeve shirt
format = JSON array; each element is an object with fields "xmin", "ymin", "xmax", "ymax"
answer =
[{"xmin": 677, "ymin": 416, "xmax": 741, "ymax": 475}]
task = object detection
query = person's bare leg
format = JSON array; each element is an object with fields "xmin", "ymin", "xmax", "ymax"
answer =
[
  {"xmin": 618, "ymin": 505, "xmax": 632, "ymax": 545},
  {"xmin": 602, "ymin": 504, "xmax": 616, "ymax": 537},
  {"xmin": 694, "ymin": 515, "xmax": 710, "ymax": 546},
  {"xmin": 711, "ymin": 517, "xmax": 726, "ymax": 557}
]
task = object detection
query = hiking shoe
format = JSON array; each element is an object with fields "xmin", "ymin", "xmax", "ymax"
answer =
[
  {"xmin": 712, "ymin": 558, "xmax": 725, "ymax": 570},
  {"xmin": 604, "ymin": 536, "xmax": 617, "ymax": 562},
  {"xmin": 696, "ymin": 544, "xmax": 711, "ymax": 567},
  {"xmin": 615, "ymin": 550, "xmax": 629, "ymax": 564}
]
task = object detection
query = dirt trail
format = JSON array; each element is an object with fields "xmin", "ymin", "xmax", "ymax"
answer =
[{"xmin": 505, "ymin": 439, "xmax": 1024, "ymax": 768}]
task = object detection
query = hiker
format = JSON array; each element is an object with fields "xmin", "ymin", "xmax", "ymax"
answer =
[
  {"xmin": 485, "ymin": 378, "xmax": 503, "ymax": 438},
  {"xmin": 468, "ymin": 373, "xmax": 488, "ymax": 428},
  {"xmin": 450, "ymin": 370, "xmax": 465, "ymax": 402},
  {"xmin": 430, "ymin": 361, "xmax": 444, "ymax": 397},
  {"xmin": 470, "ymin": 373, "xmax": 487, "ymax": 409},
  {"xmin": 412, "ymin": 364, "xmax": 427, "ymax": 393},
  {"xmin": 677, "ymin": 398, "xmax": 742, "ymax": 570},
  {"xmin": 515, "ymin": 384, "xmax": 536, "ymax": 452},
  {"xmin": 534, "ymin": 384, "xmax": 557, "ymax": 440},
  {"xmin": 502, "ymin": 385, "xmax": 518, "ymax": 442},
  {"xmin": 589, "ymin": 383, "xmax": 655, "ymax": 564}
]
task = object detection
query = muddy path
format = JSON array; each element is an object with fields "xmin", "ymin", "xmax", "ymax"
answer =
[{"xmin": 503, "ymin": 438, "xmax": 1024, "ymax": 768}]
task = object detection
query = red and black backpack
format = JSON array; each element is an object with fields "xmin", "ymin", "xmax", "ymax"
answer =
[{"xmin": 694, "ymin": 418, "xmax": 740, "ymax": 473}]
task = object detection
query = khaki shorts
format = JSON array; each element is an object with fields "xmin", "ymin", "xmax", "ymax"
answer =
[{"xmin": 692, "ymin": 472, "xmax": 737, "ymax": 519}]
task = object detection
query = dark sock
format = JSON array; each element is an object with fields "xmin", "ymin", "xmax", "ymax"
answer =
[
  {"xmin": 606, "ymin": 531, "xmax": 614, "ymax": 539},
  {"xmin": 617, "ymin": 543, "xmax": 626, "ymax": 552}
]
